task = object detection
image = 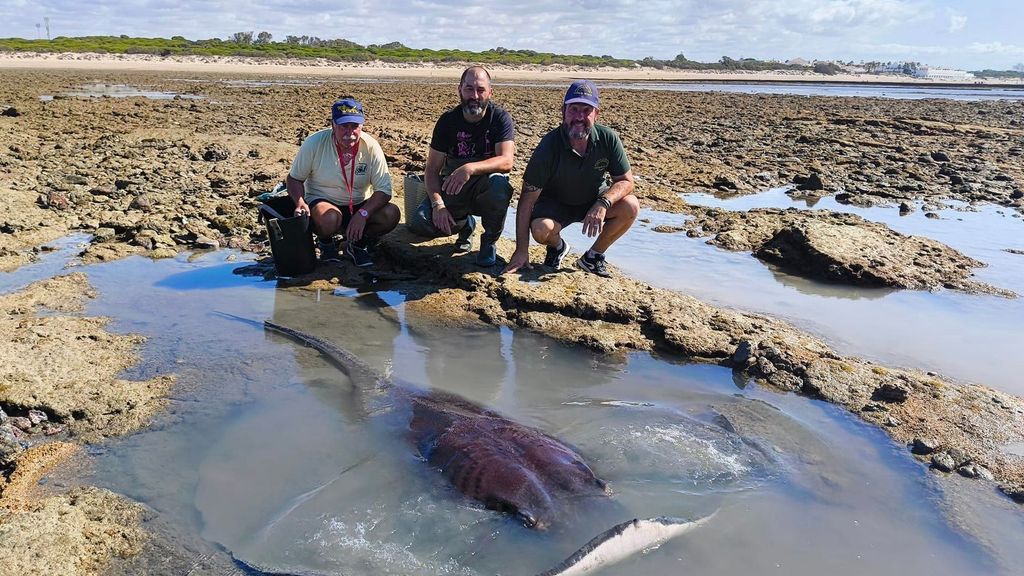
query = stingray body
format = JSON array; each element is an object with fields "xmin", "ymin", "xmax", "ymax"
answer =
[
  {"xmin": 264, "ymin": 320, "xmax": 609, "ymax": 530},
  {"xmin": 256, "ymin": 319, "xmax": 715, "ymax": 576},
  {"xmin": 409, "ymin": 389, "xmax": 611, "ymax": 529}
]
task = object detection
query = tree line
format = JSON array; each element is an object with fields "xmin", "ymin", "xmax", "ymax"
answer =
[{"xmin": 1, "ymin": 34, "xmax": 1022, "ymax": 78}]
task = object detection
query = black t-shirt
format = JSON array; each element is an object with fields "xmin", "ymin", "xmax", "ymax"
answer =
[{"xmin": 429, "ymin": 104, "xmax": 515, "ymax": 177}]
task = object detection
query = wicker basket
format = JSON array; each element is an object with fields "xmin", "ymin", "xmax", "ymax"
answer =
[{"xmin": 403, "ymin": 173, "xmax": 427, "ymax": 219}]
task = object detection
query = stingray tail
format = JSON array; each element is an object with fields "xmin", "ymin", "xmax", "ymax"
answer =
[
  {"xmin": 536, "ymin": 513, "xmax": 716, "ymax": 576},
  {"xmin": 261, "ymin": 320, "xmax": 387, "ymax": 390},
  {"xmin": 214, "ymin": 313, "xmax": 385, "ymax": 390}
]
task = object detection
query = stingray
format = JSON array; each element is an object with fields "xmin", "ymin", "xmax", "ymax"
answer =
[{"xmin": 232, "ymin": 319, "xmax": 714, "ymax": 575}]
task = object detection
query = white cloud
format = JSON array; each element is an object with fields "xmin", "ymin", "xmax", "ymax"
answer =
[
  {"xmin": 947, "ymin": 11, "xmax": 967, "ymax": 32},
  {"xmin": 968, "ymin": 42, "xmax": 1024, "ymax": 56}
]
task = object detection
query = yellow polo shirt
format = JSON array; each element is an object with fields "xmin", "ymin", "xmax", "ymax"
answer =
[{"xmin": 289, "ymin": 129, "xmax": 393, "ymax": 205}]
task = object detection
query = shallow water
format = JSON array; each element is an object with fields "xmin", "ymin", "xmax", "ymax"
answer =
[
  {"xmin": 511, "ymin": 190, "xmax": 1024, "ymax": 395},
  {"xmin": 499, "ymin": 82, "xmax": 1024, "ymax": 101},
  {"xmin": 0, "ymin": 251, "xmax": 1008, "ymax": 575},
  {"xmin": 38, "ymin": 82, "xmax": 204, "ymax": 101}
]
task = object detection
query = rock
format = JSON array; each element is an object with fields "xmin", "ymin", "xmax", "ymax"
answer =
[
  {"xmin": 10, "ymin": 416, "xmax": 33, "ymax": 431},
  {"xmin": 946, "ymin": 447, "xmax": 969, "ymax": 467},
  {"xmin": 28, "ymin": 409, "xmax": 48, "ymax": 425},
  {"xmin": 130, "ymin": 193, "xmax": 158, "ymax": 212},
  {"xmin": 931, "ymin": 452, "xmax": 956, "ymax": 472},
  {"xmin": 732, "ymin": 341, "xmax": 754, "ymax": 366},
  {"xmin": 0, "ymin": 406, "xmax": 7, "ymax": 423},
  {"xmin": 873, "ymin": 382, "xmax": 910, "ymax": 403},
  {"xmin": 38, "ymin": 190, "xmax": 71, "ymax": 210},
  {"xmin": 884, "ymin": 416, "xmax": 902, "ymax": 427},
  {"xmin": 2, "ymin": 105, "xmax": 20, "ymax": 117},
  {"xmin": 899, "ymin": 202, "xmax": 913, "ymax": 215},
  {"xmin": 89, "ymin": 185, "xmax": 117, "ymax": 197},
  {"xmin": 958, "ymin": 464, "xmax": 994, "ymax": 481},
  {"xmin": 930, "ymin": 151, "xmax": 951, "ymax": 162},
  {"xmin": 1001, "ymin": 483, "xmax": 1024, "ymax": 503},
  {"xmin": 193, "ymin": 236, "xmax": 220, "ymax": 250},
  {"xmin": 910, "ymin": 437, "xmax": 940, "ymax": 455},
  {"xmin": 796, "ymin": 172, "xmax": 824, "ymax": 191},
  {"xmin": 203, "ymin": 143, "xmax": 230, "ymax": 162},
  {"xmin": 1011, "ymin": 190, "xmax": 1024, "ymax": 200},
  {"xmin": 713, "ymin": 174, "xmax": 739, "ymax": 191},
  {"xmin": 924, "ymin": 212, "xmax": 940, "ymax": 219},
  {"xmin": 0, "ymin": 426, "xmax": 24, "ymax": 466},
  {"xmin": 92, "ymin": 227, "xmax": 117, "ymax": 243}
]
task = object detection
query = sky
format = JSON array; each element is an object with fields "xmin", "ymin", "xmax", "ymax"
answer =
[{"xmin": 2, "ymin": 0, "xmax": 1023, "ymax": 71}]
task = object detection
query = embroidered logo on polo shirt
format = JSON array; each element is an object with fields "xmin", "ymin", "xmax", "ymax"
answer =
[
  {"xmin": 594, "ymin": 158, "xmax": 609, "ymax": 172},
  {"xmin": 356, "ymin": 163, "xmax": 367, "ymax": 175}
]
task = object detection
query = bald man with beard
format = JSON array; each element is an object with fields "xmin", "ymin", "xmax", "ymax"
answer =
[{"xmin": 407, "ymin": 66, "xmax": 516, "ymax": 267}]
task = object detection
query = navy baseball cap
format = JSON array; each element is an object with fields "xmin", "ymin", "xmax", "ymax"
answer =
[
  {"xmin": 331, "ymin": 98, "xmax": 365, "ymax": 125},
  {"xmin": 564, "ymin": 79, "xmax": 599, "ymax": 108}
]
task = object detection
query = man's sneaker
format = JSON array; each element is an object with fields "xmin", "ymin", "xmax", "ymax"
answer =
[
  {"xmin": 576, "ymin": 252, "xmax": 611, "ymax": 277},
  {"xmin": 476, "ymin": 241, "xmax": 497, "ymax": 267},
  {"xmin": 346, "ymin": 240, "xmax": 373, "ymax": 267},
  {"xmin": 454, "ymin": 215, "xmax": 476, "ymax": 252},
  {"xmin": 543, "ymin": 240, "xmax": 571, "ymax": 269},
  {"xmin": 318, "ymin": 240, "xmax": 341, "ymax": 263}
]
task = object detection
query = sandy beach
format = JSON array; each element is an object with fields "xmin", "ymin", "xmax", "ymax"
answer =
[{"xmin": 3, "ymin": 51, "xmax": 1022, "ymax": 85}]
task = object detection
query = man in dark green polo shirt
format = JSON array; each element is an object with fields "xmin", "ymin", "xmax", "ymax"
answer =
[{"xmin": 503, "ymin": 79, "xmax": 639, "ymax": 277}]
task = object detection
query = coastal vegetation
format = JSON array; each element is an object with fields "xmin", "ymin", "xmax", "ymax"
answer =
[
  {"xmin": 0, "ymin": 34, "xmax": 805, "ymax": 72},
  {"xmin": 1, "ymin": 34, "xmax": 1022, "ymax": 79}
]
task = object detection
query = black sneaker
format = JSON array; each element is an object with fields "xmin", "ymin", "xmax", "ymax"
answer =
[
  {"xmin": 576, "ymin": 252, "xmax": 611, "ymax": 277},
  {"xmin": 346, "ymin": 240, "xmax": 373, "ymax": 267},
  {"xmin": 318, "ymin": 240, "xmax": 341, "ymax": 263},
  {"xmin": 543, "ymin": 240, "xmax": 571, "ymax": 269}
]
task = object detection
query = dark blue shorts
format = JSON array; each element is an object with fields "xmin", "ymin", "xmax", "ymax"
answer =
[{"xmin": 308, "ymin": 198, "xmax": 367, "ymax": 229}]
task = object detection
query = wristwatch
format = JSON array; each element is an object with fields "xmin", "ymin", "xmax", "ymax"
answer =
[{"xmin": 358, "ymin": 208, "xmax": 369, "ymax": 218}]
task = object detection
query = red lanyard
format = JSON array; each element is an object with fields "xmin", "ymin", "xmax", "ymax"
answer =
[{"xmin": 333, "ymin": 137, "xmax": 359, "ymax": 213}]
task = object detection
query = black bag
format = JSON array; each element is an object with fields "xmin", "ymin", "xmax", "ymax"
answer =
[{"xmin": 258, "ymin": 195, "xmax": 316, "ymax": 277}]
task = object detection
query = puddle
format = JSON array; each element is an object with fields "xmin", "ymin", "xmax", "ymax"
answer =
[
  {"xmin": 0, "ymin": 233, "xmax": 90, "ymax": 295},
  {"xmin": 39, "ymin": 83, "xmax": 204, "ymax": 101},
  {"xmin": 509, "ymin": 189, "xmax": 1024, "ymax": 394},
  {"xmin": 1, "ymin": 250, "xmax": 1001, "ymax": 575}
]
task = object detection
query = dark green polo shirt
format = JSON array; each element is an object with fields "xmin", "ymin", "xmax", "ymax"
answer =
[{"xmin": 523, "ymin": 123, "xmax": 630, "ymax": 206}]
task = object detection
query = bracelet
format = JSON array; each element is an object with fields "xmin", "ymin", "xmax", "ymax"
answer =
[{"xmin": 597, "ymin": 196, "xmax": 612, "ymax": 209}]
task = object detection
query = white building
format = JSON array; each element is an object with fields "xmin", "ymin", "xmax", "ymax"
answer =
[{"xmin": 913, "ymin": 67, "xmax": 976, "ymax": 81}]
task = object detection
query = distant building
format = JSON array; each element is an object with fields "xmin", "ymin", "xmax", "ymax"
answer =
[
  {"xmin": 913, "ymin": 67, "xmax": 976, "ymax": 81},
  {"xmin": 786, "ymin": 58, "xmax": 809, "ymax": 66}
]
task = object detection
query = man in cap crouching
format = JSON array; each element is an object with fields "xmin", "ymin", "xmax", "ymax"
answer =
[
  {"xmin": 288, "ymin": 97, "xmax": 400, "ymax": 267},
  {"xmin": 503, "ymin": 80, "xmax": 638, "ymax": 277}
]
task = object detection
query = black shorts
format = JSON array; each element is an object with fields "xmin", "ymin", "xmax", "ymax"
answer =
[
  {"xmin": 531, "ymin": 197, "xmax": 609, "ymax": 229},
  {"xmin": 308, "ymin": 198, "xmax": 367, "ymax": 228}
]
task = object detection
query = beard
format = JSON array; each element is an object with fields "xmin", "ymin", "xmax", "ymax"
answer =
[
  {"xmin": 461, "ymin": 97, "xmax": 488, "ymax": 117},
  {"xmin": 567, "ymin": 120, "xmax": 591, "ymax": 140}
]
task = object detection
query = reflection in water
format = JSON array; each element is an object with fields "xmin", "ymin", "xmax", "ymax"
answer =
[{"xmin": 9, "ymin": 250, "xmax": 1015, "ymax": 575}]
